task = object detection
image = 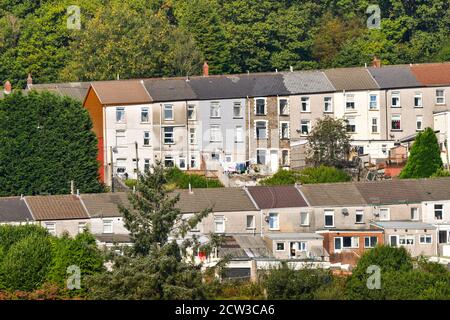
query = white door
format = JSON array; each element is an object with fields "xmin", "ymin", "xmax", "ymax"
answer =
[{"xmin": 270, "ymin": 150, "xmax": 279, "ymax": 173}]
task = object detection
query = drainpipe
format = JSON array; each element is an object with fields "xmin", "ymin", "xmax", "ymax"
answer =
[
  {"xmin": 247, "ymin": 96, "xmax": 251, "ymax": 164},
  {"xmin": 186, "ymin": 100, "xmax": 189, "ymax": 171}
]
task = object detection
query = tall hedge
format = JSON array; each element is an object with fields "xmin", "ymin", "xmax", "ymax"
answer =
[{"xmin": 0, "ymin": 91, "xmax": 103, "ymax": 196}]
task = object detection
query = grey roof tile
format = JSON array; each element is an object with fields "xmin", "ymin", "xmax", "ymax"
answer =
[
  {"xmin": 247, "ymin": 186, "xmax": 308, "ymax": 209},
  {"xmin": 0, "ymin": 197, "xmax": 33, "ymax": 222},
  {"xmin": 324, "ymin": 67, "xmax": 379, "ymax": 91},
  {"xmin": 283, "ymin": 71, "xmax": 335, "ymax": 94},
  {"xmin": 368, "ymin": 65, "xmax": 422, "ymax": 89}
]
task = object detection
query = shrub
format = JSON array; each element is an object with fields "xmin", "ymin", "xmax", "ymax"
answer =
[
  {"xmin": 0, "ymin": 224, "xmax": 49, "ymax": 253},
  {"xmin": 166, "ymin": 167, "xmax": 223, "ymax": 189},
  {"xmin": 1, "ymin": 234, "xmax": 53, "ymax": 291}
]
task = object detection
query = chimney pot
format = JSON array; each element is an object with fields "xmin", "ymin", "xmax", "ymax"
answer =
[
  {"xmin": 372, "ymin": 56, "xmax": 381, "ymax": 68},
  {"xmin": 4, "ymin": 81, "xmax": 12, "ymax": 94},
  {"xmin": 203, "ymin": 61, "xmax": 209, "ymax": 77}
]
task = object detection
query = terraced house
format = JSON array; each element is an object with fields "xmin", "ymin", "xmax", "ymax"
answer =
[{"xmin": 11, "ymin": 60, "xmax": 449, "ymax": 184}]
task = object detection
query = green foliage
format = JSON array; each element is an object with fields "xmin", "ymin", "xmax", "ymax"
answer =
[
  {"xmin": 0, "ymin": 233, "xmax": 52, "ymax": 291},
  {"xmin": 259, "ymin": 166, "xmax": 351, "ymax": 186},
  {"xmin": 400, "ymin": 128, "xmax": 443, "ymax": 179},
  {"xmin": 166, "ymin": 167, "xmax": 223, "ymax": 189},
  {"xmin": 0, "ymin": 91, "xmax": 104, "ymax": 196},
  {"xmin": 307, "ymin": 116, "xmax": 351, "ymax": 167},
  {"xmin": 431, "ymin": 168, "xmax": 450, "ymax": 177},
  {"xmin": 263, "ymin": 264, "xmax": 332, "ymax": 300},
  {"xmin": 46, "ymin": 232, "xmax": 104, "ymax": 291},
  {"xmin": 0, "ymin": 224, "xmax": 49, "ymax": 253}
]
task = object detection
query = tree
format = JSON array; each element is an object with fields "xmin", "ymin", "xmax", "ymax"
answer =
[
  {"xmin": 307, "ymin": 116, "xmax": 351, "ymax": 167},
  {"xmin": 259, "ymin": 166, "xmax": 350, "ymax": 186},
  {"xmin": 0, "ymin": 233, "xmax": 52, "ymax": 291},
  {"xmin": 86, "ymin": 163, "xmax": 213, "ymax": 300},
  {"xmin": 400, "ymin": 127, "xmax": 443, "ymax": 179},
  {"xmin": 0, "ymin": 91, "xmax": 104, "ymax": 196}
]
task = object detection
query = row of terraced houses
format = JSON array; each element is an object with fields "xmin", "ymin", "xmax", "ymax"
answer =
[
  {"xmin": 5, "ymin": 59, "xmax": 449, "ymax": 185},
  {"xmin": 1, "ymin": 178, "xmax": 450, "ymax": 277}
]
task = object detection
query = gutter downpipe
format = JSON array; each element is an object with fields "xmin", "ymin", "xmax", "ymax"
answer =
[{"xmin": 247, "ymin": 96, "xmax": 251, "ymax": 164}]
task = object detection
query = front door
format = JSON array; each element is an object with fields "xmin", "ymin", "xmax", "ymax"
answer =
[{"xmin": 270, "ymin": 150, "xmax": 279, "ymax": 173}]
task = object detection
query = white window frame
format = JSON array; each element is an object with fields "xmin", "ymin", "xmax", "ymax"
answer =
[
  {"xmin": 345, "ymin": 94, "xmax": 355, "ymax": 110},
  {"xmin": 102, "ymin": 219, "xmax": 113, "ymax": 234},
  {"xmin": 254, "ymin": 98, "xmax": 267, "ymax": 115},
  {"xmin": 45, "ymin": 222, "xmax": 56, "ymax": 235},
  {"xmin": 280, "ymin": 121, "xmax": 290, "ymax": 139},
  {"xmin": 214, "ymin": 216, "xmax": 225, "ymax": 233},
  {"xmin": 187, "ymin": 104, "xmax": 196, "ymax": 120},
  {"xmin": 178, "ymin": 157, "xmax": 187, "ymax": 170},
  {"xmin": 414, "ymin": 92, "xmax": 423, "ymax": 108},
  {"xmin": 278, "ymin": 97, "xmax": 289, "ymax": 115},
  {"xmin": 164, "ymin": 127, "xmax": 174, "ymax": 144},
  {"xmin": 144, "ymin": 159, "xmax": 151, "ymax": 172},
  {"xmin": 391, "ymin": 91, "xmax": 401, "ymax": 108},
  {"xmin": 281, "ymin": 149, "xmax": 289, "ymax": 167},
  {"xmin": 246, "ymin": 215, "xmax": 256, "ymax": 230},
  {"xmin": 369, "ymin": 94, "xmax": 378, "ymax": 110},
  {"xmin": 355, "ymin": 210, "xmax": 364, "ymax": 224},
  {"xmin": 300, "ymin": 120, "xmax": 311, "ymax": 136},
  {"xmin": 371, "ymin": 117, "xmax": 378, "ymax": 133},
  {"xmin": 164, "ymin": 104, "xmax": 174, "ymax": 120},
  {"xmin": 276, "ymin": 242, "xmax": 285, "ymax": 251},
  {"xmin": 419, "ymin": 234, "xmax": 432, "ymax": 245},
  {"xmin": 297, "ymin": 241, "xmax": 307, "ymax": 252},
  {"xmin": 190, "ymin": 155, "xmax": 197, "ymax": 169},
  {"xmin": 389, "ymin": 235, "xmax": 398, "ymax": 247},
  {"xmin": 116, "ymin": 107, "xmax": 126, "ymax": 123},
  {"xmin": 189, "ymin": 127, "xmax": 196, "ymax": 145},
  {"xmin": 300, "ymin": 212, "xmax": 309, "ymax": 226},
  {"xmin": 143, "ymin": 131, "xmax": 151, "ymax": 146},
  {"xmin": 411, "ymin": 207, "xmax": 419, "ymax": 221},
  {"xmin": 324, "ymin": 209, "xmax": 334, "ymax": 228},
  {"xmin": 416, "ymin": 115, "xmax": 423, "ymax": 131},
  {"xmin": 255, "ymin": 120, "xmax": 268, "ymax": 140},
  {"xmin": 268, "ymin": 212, "xmax": 279, "ymax": 230},
  {"xmin": 235, "ymin": 126, "xmax": 244, "ymax": 143},
  {"xmin": 164, "ymin": 155, "xmax": 174, "ymax": 167},
  {"xmin": 346, "ymin": 117, "xmax": 356, "ymax": 133},
  {"xmin": 301, "ymin": 97, "xmax": 310, "ymax": 112},
  {"xmin": 399, "ymin": 235, "xmax": 415, "ymax": 246},
  {"xmin": 115, "ymin": 129, "xmax": 126, "ymax": 147},
  {"xmin": 434, "ymin": 204, "xmax": 443, "ymax": 220},
  {"xmin": 210, "ymin": 125, "xmax": 222, "ymax": 142},
  {"xmin": 324, "ymin": 96, "xmax": 333, "ymax": 113},
  {"xmin": 233, "ymin": 102, "xmax": 243, "ymax": 118},
  {"xmin": 141, "ymin": 107, "xmax": 149, "ymax": 123},
  {"xmin": 436, "ymin": 89, "xmax": 445, "ymax": 105},
  {"xmin": 364, "ymin": 236, "xmax": 378, "ymax": 248},
  {"xmin": 379, "ymin": 208, "xmax": 390, "ymax": 221},
  {"xmin": 210, "ymin": 102, "xmax": 221, "ymax": 118},
  {"xmin": 391, "ymin": 114, "xmax": 401, "ymax": 131}
]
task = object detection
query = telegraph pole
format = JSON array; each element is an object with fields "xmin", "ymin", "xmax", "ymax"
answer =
[
  {"xmin": 135, "ymin": 141, "xmax": 139, "ymax": 181},
  {"xmin": 110, "ymin": 146, "xmax": 115, "ymax": 192}
]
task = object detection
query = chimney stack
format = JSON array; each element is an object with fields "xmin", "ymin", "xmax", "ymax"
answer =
[
  {"xmin": 203, "ymin": 61, "xmax": 209, "ymax": 77},
  {"xmin": 27, "ymin": 73, "xmax": 33, "ymax": 89},
  {"xmin": 3, "ymin": 81, "xmax": 12, "ymax": 94},
  {"xmin": 372, "ymin": 56, "xmax": 381, "ymax": 68}
]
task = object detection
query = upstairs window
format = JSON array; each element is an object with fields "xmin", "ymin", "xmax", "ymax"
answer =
[
  {"xmin": 379, "ymin": 208, "xmax": 390, "ymax": 221},
  {"xmin": 300, "ymin": 212, "xmax": 309, "ymax": 226},
  {"xmin": 116, "ymin": 107, "xmax": 125, "ymax": 123},
  {"xmin": 210, "ymin": 125, "xmax": 222, "ymax": 142},
  {"xmin": 279, "ymin": 98, "xmax": 289, "ymax": 115},
  {"xmin": 411, "ymin": 207, "xmax": 419, "ymax": 221},
  {"xmin": 141, "ymin": 107, "xmax": 149, "ymax": 123},
  {"xmin": 324, "ymin": 97, "xmax": 333, "ymax": 112},
  {"xmin": 369, "ymin": 94, "xmax": 378, "ymax": 109},
  {"xmin": 235, "ymin": 126, "xmax": 244, "ymax": 143},
  {"xmin": 45, "ymin": 222, "xmax": 56, "ymax": 236},
  {"xmin": 280, "ymin": 122, "xmax": 289, "ymax": 139},
  {"xmin": 115, "ymin": 130, "xmax": 126, "ymax": 146},
  {"xmin": 214, "ymin": 216, "xmax": 225, "ymax": 233},
  {"xmin": 391, "ymin": 91, "xmax": 401, "ymax": 107},
  {"xmin": 164, "ymin": 104, "xmax": 173, "ymax": 120},
  {"xmin": 102, "ymin": 219, "xmax": 113, "ymax": 234},
  {"xmin": 189, "ymin": 128, "xmax": 196, "ymax": 145},
  {"xmin": 187, "ymin": 104, "xmax": 196, "ymax": 120},
  {"xmin": 434, "ymin": 204, "xmax": 443, "ymax": 220},
  {"xmin": 414, "ymin": 92, "xmax": 423, "ymax": 108},
  {"xmin": 301, "ymin": 97, "xmax": 310, "ymax": 112},
  {"xmin": 416, "ymin": 116, "xmax": 423, "ymax": 131},
  {"xmin": 246, "ymin": 215, "xmax": 255, "ymax": 229},
  {"xmin": 324, "ymin": 210, "xmax": 334, "ymax": 227},
  {"xmin": 355, "ymin": 210, "xmax": 364, "ymax": 223},
  {"xmin": 256, "ymin": 150, "xmax": 266, "ymax": 165},
  {"xmin": 391, "ymin": 115, "xmax": 401, "ymax": 130},
  {"xmin": 345, "ymin": 94, "xmax": 355, "ymax": 110},
  {"xmin": 164, "ymin": 127, "xmax": 174, "ymax": 144},
  {"xmin": 436, "ymin": 89, "xmax": 445, "ymax": 104},
  {"xmin": 233, "ymin": 102, "xmax": 243, "ymax": 118},
  {"xmin": 269, "ymin": 213, "xmax": 279, "ymax": 230},
  {"xmin": 210, "ymin": 102, "xmax": 221, "ymax": 118},
  {"xmin": 255, "ymin": 98, "xmax": 266, "ymax": 115},
  {"xmin": 300, "ymin": 120, "xmax": 310, "ymax": 135},
  {"xmin": 143, "ymin": 131, "xmax": 151, "ymax": 146},
  {"xmin": 346, "ymin": 118, "xmax": 356, "ymax": 133}
]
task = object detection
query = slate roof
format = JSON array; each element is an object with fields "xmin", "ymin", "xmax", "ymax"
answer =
[
  {"xmin": 90, "ymin": 80, "xmax": 151, "ymax": 105},
  {"xmin": 368, "ymin": 65, "xmax": 422, "ymax": 89},
  {"xmin": 355, "ymin": 178, "xmax": 450, "ymax": 205},
  {"xmin": 0, "ymin": 197, "xmax": 33, "ymax": 222},
  {"xmin": 80, "ymin": 193, "xmax": 129, "ymax": 218},
  {"xmin": 371, "ymin": 221, "xmax": 436, "ymax": 230},
  {"xmin": 265, "ymin": 233, "xmax": 323, "ymax": 240},
  {"xmin": 143, "ymin": 78, "xmax": 197, "ymax": 102},
  {"xmin": 31, "ymin": 82, "xmax": 91, "ymax": 101},
  {"xmin": 410, "ymin": 63, "xmax": 450, "ymax": 86},
  {"xmin": 283, "ymin": 71, "xmax": 335, "ymax": 94},
  {"xmin": 94, "ymin": 233, "xmax": 132, "ymax": 243},
  {"xmin": 25, "ymin": 195, "xmax": 89, "ymax": 220},
  {"xmin": 175, "ymin": 188, "xmax": 258, "ymax": 213},
  {"xmin": 323, "ymin": 67, "xmax": 379, "ymax": 91},
  {"xmin": 247, "ymin": 186, "xmax": 308, "ymax": 209},
  {"xmin": 299, "ymin": 183, "xmax": 367, "ymax": 207}
]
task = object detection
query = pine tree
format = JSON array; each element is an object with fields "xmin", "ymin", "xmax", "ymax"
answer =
[{"xmin": 400, "ymin": 127, "xmax": 443, "ymax": 179}]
